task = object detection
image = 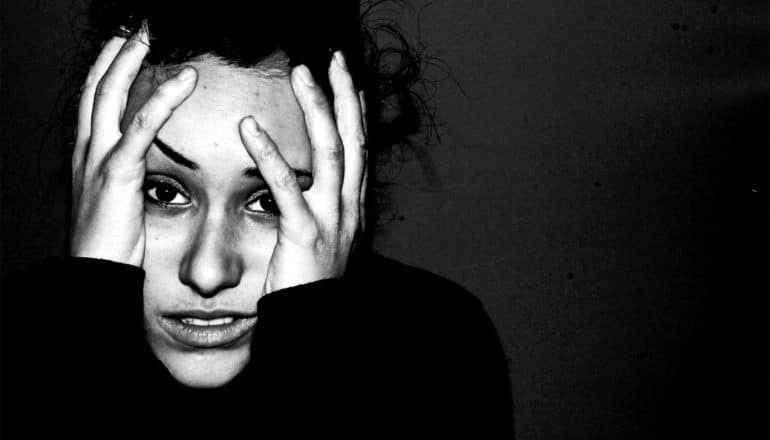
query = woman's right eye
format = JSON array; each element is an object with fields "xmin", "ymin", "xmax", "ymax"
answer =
[{"xmin": 143, "ymin": 179, "xmax": 191, "ymax": 207}]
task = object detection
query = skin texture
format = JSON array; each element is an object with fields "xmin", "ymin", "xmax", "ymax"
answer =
[
  {"xmin": 70, "ymin": 28, "xmax": 368, "ymax": 387},
  {"xmin": 135, "ymin": 60, "xmax": 312, "ymax": 387}
]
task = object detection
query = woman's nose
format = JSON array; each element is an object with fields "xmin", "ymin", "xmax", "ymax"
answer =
[{"xmin": 179, "ymin": 214, "xmax": 244, "ymax": 297}]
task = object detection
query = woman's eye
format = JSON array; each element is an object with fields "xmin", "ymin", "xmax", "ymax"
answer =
[
  {"xmin": 246, "ymin": 192, "xmax": 280, "ymax": 216},
  {"xmin": 144, "ymin": 180, "xmax": 190, "ymax": 206}
]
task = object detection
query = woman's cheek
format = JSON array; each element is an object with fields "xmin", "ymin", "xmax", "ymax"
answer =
[
  {"xmin": 142, "ymin": 213, "xmax": 194, "ymax": 307},
  {"xmin": 237, "ymin": 216, "xmax": 279, "ymax": 282},
  {"xmin": 142, "ymin": 210, "xmax": 281, "ymax": 297},
  {"xmin": 144, "ymin": 212, "xmax": 191, "ymax": 266}
]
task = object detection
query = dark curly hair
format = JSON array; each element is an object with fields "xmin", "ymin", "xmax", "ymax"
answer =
[{"xmin": 55, "ymin": 0, "xmax": 442, "ymax": 245}]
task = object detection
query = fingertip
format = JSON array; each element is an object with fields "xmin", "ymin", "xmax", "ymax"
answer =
[
  {"xmin": 124, "ymin": 21, "xmax": 150, "ymax": 53},
  {"xmin": 176, "ymin": 66, "xmax": 197, "ymax": 83},
  {"xmin": 333, "ymin": 51, "xmax": 347, "ymax": 70},
  {"xmin": 240, "ymin": 116, "xmax": 262, "ymax": 138},
  {"xmin": 292, "ymin": 65, "xmax": 315, "ymax": 88},
  {"xmin": 137, "ymin": 19, "xmax": 150, "ymax": 46}
]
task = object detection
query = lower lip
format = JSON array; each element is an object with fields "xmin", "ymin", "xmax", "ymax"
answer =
[{"xmin": 159, "ymin": 316, "xmax": 258, "ymax": 348}]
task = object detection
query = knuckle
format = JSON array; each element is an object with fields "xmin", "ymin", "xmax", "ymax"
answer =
[
  {"xmin": 274, "ymin": 170, "xmax": 297, "ymax": 192},
  {"xmin": 325, "ymin": 142, "xmax": 345, "ymax": 162},
  {"xmin": 349, "ymin": 132, "xmax": 367, "ymax": 149},
  {"xmin": 131, "ymin": 110, "xmax": 154, "ymax": 131},
  {"xmin": 81, "ymin": 75, "xmax": 98, "ymax": 94},
  {"xmin": 98, "ymin": 157, "xmax": 120, "ymax": 180},
  {"xmin": 309, "ymin": 91, "xmax": 331, "ymax": 112},
  {"xmin": 99, "ymin": 156, "xmax": 139, "ymax": 185},
  {"xmin": 93, "ymin": 78, "xmax": 111, "ymax": 98},
  {"xmin": 95, "ymin": 73, "xmax": 130, "ymax": 99},
  {"xmin": 254, "ymin": 143, "xmax": 278, "ymax": 163}
]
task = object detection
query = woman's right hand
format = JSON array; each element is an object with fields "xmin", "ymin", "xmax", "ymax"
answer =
[{"xmin": 70, "ymin": 27, "xmax": 197, "ymax": 267}]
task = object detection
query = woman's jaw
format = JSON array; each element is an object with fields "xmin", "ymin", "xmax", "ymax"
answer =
[{"xmin": 149, "ymin": 325, "xmax": 254, "ymax": 388}]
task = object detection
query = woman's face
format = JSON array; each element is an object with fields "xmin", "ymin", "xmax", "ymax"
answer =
[{"xmin": 123, "ymin": 58, "xmax": 312, "ymax": 388}]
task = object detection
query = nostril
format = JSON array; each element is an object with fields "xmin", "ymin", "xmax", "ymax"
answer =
[
  {"xmin": 178, "ymin": 215, "xmax": 245, "ymax": 297},
  {"xmin": 179, "ymin": 245, "xmax": 243, "ymax": 297}
]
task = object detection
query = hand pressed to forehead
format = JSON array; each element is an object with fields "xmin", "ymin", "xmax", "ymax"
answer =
[
  {"xmin": 123, "ymin": 58, "xmax": 313, "ymax": 174},
  {"xmin": 70, "ymin": 29, "xmax": 199, "ymax": 268},
  {"xmin": 237, "ymin": 51, "xmax": 368, "ymax": 294}
]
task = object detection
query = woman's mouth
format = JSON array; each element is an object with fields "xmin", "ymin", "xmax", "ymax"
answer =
[
  {"xmin": 180, "ymin": 316, "xmax": 234, "ymax": 326},
  {"xmin": 159, "ymin": 312, "xmax": 258, "ymax": 349}
]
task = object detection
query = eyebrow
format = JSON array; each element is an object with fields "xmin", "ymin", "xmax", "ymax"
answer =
[
  {"xmin": 154, "ymin": 136, "xmax": 312, "ymax": 181},
  {"xmin": 154, "ymin": 137, "xmax": 199, "ymax": 170},
  {"xmin": 242, "ymin": 166, "xmax": 312, "ymax": 181}
]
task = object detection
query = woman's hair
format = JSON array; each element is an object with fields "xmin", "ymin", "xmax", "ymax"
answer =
[{"xmin": 57, "ymin": 0, "xmax": 442, "ymax": 239}]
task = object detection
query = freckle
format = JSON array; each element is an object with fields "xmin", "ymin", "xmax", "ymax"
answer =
[
  {"xmin": 711, "ymin": 5, "xmax": 717, "ymax": 14},
  {"xmin": 707, "ymin": 46, "xmax": 715, "ymax": 53},
  {"xmin": 681, "ymin": 24, "xmax": 688, "ymax": 31},
  {"xmin": 567, "ymin": 272, "xmax": 574, "ymax": 280},
  {"xmin": 671, "ymin": 23, "xmax": 680, "ymax": 30},
  {"xmin": 594, "ymin": 181, "xmax": 601, "ymax": 187},
  {"xmin": 202, "ymin": 84, "xmax": 208, "ymax": 90},
  {"xmin": 398, "ymin": 215, "xmax": 405, "ymax": 221}
]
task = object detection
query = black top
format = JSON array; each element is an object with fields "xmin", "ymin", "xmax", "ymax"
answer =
[{"xmin": 1, "ymin": 254, "xmax": 513, "ymax": 438}]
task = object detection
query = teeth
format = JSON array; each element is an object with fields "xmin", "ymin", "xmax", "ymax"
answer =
[{"xmin": 180, "ymin": 316, "xmax": 235, "ymax": 326}]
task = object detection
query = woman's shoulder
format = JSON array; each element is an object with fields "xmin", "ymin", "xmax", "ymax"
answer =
[
  {"xmin": 348, "ymin": 252, "xmax": 493, "ymax": 333},
  {"xmin": 353, "ymin": 252, "xmax": 483, "ymax": 305},
  {"xmin": 344, "ymin": 254, "xmax": 513, "ymax": 437}
]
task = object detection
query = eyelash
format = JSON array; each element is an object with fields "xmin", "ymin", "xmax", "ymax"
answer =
[
  {"xmin": 245, "ymin": 191, "xmax": 280, "ymax": 216},
  {"xmin": 143, "ymin": 176, "xmax": 190, "ymax": 207},
  {"xmin": 143, "ymin": 175, "xmax": 279, "ymax": 216}
]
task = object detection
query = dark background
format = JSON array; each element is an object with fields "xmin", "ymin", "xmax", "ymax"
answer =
[{"xmin": 2, "ymin": 0, "xmax": 768, "ymax": 438}]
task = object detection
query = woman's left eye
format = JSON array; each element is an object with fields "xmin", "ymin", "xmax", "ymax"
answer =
[
  {"xmin": 144, "ymin": 181, "xmax": 191, "ymax": 206},
  {"xmin": 246, "ymin": 192, "xmax": 280, "ymax": 216}
]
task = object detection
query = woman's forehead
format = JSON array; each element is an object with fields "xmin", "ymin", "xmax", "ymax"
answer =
[{"xmin": 125, "ymin": 58, "xmax": 311, "ymax": 172}]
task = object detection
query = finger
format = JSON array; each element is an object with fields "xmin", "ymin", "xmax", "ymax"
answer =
[
  {"xmin": 291, "ymin": 64, "xmax": 344, "ymax": 206},
  {"xmin": 359, "ymin": 157, "xmax": 369, "ymax": 233},
  {"xmin": 358, "ymin": 90, "xmax": 369, "ymax": 232},
  {"xmin": 88, "ymin": 25, "xmax": 150, "ymax": 160},
  {"xmin": 239, "ymin": 116, "xmax": 313, "ymax": 227},
  {"xmin": 329, "ymin": 52, "xmax": 366, "ymax": 225},
  {"xmin": 359, "ymin": 90, "xmax": 369, "ymax": 139},
  {"xmin": 110, "ymin": 66, "xmax": 198, "ymax": 165},
  {"xmin": 73, "ymin": 36, "xmax": 127, "ymax": 174}
]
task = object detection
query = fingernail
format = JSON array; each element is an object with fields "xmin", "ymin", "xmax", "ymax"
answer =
[
  {"xmin": 177, "ymin": 66, "xmax": 195, "ymax": 81},
  {"xmin": 295, "ymin": 65, "xmax": 315, "ymax": 87},
  {"xmin": 333, "ymin": 51, "xmax": 347, "ymax": 70},
  {"xmin": 244, "ymin": 117, "xmax": 262, "ymax": 137},
  {"xmin": 136, "ymin": 20, "xmax": 150, "ymax": 45}
]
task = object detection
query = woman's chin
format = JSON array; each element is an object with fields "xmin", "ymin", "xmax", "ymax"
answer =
[{"xmin": 156, "ymin": 345, "xmax": 251, "ymax": 388}]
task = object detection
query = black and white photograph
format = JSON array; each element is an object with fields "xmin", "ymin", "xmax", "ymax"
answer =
[{"xmin": 1, "ymin": 0, "xmax": 767, "ymax": 438}]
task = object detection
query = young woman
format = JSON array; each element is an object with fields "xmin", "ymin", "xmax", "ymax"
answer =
[{"xmin": 2, "ymin": 1, "xmax": 513, "ymax": 437}]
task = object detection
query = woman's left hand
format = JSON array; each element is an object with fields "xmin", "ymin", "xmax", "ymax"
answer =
[{"xmin": 238, "ymin": 51, "xmax": 368, "ymax": 295}]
